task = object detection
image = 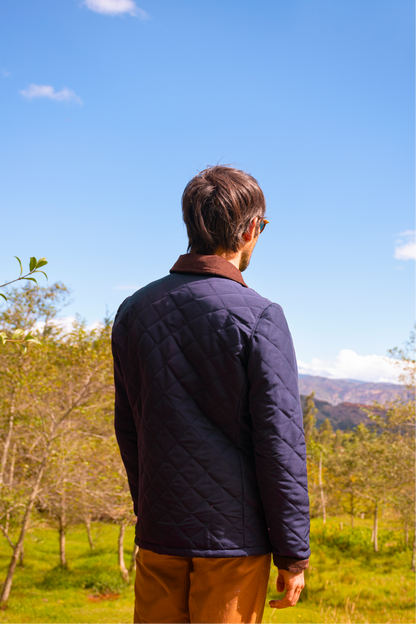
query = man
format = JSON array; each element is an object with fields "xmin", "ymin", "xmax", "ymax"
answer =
[{"xmin": 112, "ymin": 165, "xmax": 311, "ymax": 624}]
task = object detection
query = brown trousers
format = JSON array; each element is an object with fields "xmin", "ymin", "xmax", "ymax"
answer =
[{"xmin": 134, "ymin": 548, "xmax": 271, "ymax": 623}]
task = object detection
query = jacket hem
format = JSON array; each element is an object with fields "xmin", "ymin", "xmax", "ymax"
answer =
[{"xmin": 136, "ymin": 538, "xmax": 271, "ymax": 559}]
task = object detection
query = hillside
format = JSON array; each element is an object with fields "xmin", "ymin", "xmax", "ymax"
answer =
[
  {"xmin": 299, "ymin": 394, "xmax": 375, "ymax": 431},
  {"xmin": 298, "ymin": 374, "xmax": 409, "ymax": 406}
]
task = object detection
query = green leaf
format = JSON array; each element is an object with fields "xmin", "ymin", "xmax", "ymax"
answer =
[
  {"xmin": 0, "ymin": 293, "xmax": 7, "ymax": 301},
  {"xmin": 24, "ymin": 333, "xmax": 41, "ymax": 345},
  {"xmin": 11, "ymin": 329, "xmax": 24, "ymax": 341},
  {"xmin": 29, "ymin": 257, "xmax": 37, "ymax": 272},
  {"xmin": 25, "ymin": 277, "xmax": 38, "ymax": 284},
  {"xmin": 35, "ymin": 258, "xmax": 48, "ymax": 269},
  {"xmin": 0, "ymin": 332, "xmax": 7, "ymax": 345},
  {"xmin": 33, "ymin": 270, "xmax": 48, "ymax": 280},
  {"xmin": 14, "ymin": 256, "xmax": 23, "ymax": 277}
]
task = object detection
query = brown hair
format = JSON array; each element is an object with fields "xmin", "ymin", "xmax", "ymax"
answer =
[{"xmin": 181, "ymin": 165, "xmax": 266, "ymax": 254}]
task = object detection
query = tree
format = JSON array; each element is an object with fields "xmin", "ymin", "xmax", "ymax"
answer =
[
  {"xmin": 327, "ymin": 429, "xmax": 367, "ymax": 527},
  {"xmin": 37, "ymin": 433, "xmax": 81, "ymax": 567},
  {"xmin": 0, "ymin": 305, "xmax": 113, "ymax": 604},
  {"xmin": 306, "ymin": 418, "xmax": 335, "ymax": 522},
  {"xmin": 316, "ymin": 419, "xmax": 333, "ymax": 524},
  {"xmin": 96, "ymin": 437, "xmax": 137, "ymax": 582},
  {"xmin": 387, "ymin": 325, "xmax": 415, "ymax": 391},
  {"xmin": 351, "ymin": 424, "xmax": 389, "ymax": 550},
  {"xmin": 387, "ymin": 324, "xmax": 416, "ymax": 572},
  {"xmin": 303, "ymin": 391, "xmax": 317, "ymax": 446},
  {"xmin": 0, "ymin": 284, "xmax": 70, "ymax": 555},
  {"xmin": 363, "ymin": 329, "xmax": 415, "ymax": 566}
]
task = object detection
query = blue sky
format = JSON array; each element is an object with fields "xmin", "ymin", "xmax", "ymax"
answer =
[{"xmin": 0, "ymin": 0, "xmax": 414, "ymax": 382}]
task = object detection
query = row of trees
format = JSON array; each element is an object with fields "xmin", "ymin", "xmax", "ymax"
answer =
[
  {"xmin": 303, "ymin": 332, "xmax": 415, "ymax": 568},
  {"xmin": 0, "ymin": 284, "xmax": 414, "ymax": 605},
  {"xmin": 0, "ymin": 284, "xmax": 135, "ymax": 603}
]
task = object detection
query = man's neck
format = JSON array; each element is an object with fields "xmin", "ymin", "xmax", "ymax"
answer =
[{"xmin": 213, "ymin": 248, "xmax": 242, "ymax": 271}]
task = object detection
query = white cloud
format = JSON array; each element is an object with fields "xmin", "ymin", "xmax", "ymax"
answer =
[
  {"xmin": 83, "ymin": 0, "xmax": 148, "ymax": 17},
  {"xmin": 32, "ymin": 316, "xmax": 102, "ymax": 335},
  {"xmin": 19, "ymin": 84, "xmax": 83, "ymax": 104},
  {"xmin": 297, "ymin": 349, "xmax": 406, "ymax": 384},
  {"xmin": 31, "ymin": 316, "xmax": 77, "ymax": 335},
  {"xmin": 394, "ymin": 230, "xmax": 416, "ymax": 261}
]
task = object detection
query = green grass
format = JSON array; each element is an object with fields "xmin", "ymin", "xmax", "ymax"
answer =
[
  {"xmin": 0, "ymin": 522, "xmax": 136, "ymax": 623},
  {"xmin": 0, "ymin": 517, "xmax": 414, "ymax": 623},
  {"xmin": 264, "ymin": 517, "xmax": 415, "ymax": 624}
]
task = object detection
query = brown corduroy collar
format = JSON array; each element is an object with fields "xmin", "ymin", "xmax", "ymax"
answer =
[{"xmin": 170, "ymin": 254, "xmax": 248, "ymax": 288}]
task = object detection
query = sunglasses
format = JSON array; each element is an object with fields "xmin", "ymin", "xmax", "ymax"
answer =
[{"xmin": 258, "ymin": 217, "xmax": 269, "ymax": 234}]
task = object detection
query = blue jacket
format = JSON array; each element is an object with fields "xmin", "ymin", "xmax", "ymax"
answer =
[{"xmin": 112, "ymin": 254, "xmax": 310, "ymax": 572}]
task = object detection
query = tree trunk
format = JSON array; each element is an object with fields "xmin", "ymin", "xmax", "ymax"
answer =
[
  {"xmin": 85, "ymin": 516, "xmax": 94, "ymax": 550},
  {"xmin": 8, "ymin": 443, "xmax": 16, "ymax": 488},
  {"xmin": 0, "ymin": 407, "xmax": 14, "ymax": 489},
  {"xmin": 80, "ymin": 480, "xmax": 94, "ymax": 549},
  {"xmin": 118, "ymin": 521, "xmax": 129, "ymax": 582},
  {"xmin": 373, "ymin": 502, "xmax": 378, "ymax": 552},
  {"xmin": 129, "ymin": 544, "xmax": 139, "ymax": 573},
  {"xmin": 0, "ymin": 443, "xmax": 50, "ymax": 604},
  {"xmin": 59, "ymin": 516, "xmax": 66, "ymax": 568},
  {"xmin": 4, "ymin": 444, "xmax": 17, "ymax": 534},
  {"xmin": 59, "ymin": 488, "xmax": 67, "ymax": 567},
  {"xmin": 318, "ymin": 451, "xmax": 326, "ymax": 524}
]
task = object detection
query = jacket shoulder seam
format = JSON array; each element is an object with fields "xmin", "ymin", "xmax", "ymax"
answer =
[{"xmin": 248, "ymin": 302, "xmax": 277, "ymax": 342}]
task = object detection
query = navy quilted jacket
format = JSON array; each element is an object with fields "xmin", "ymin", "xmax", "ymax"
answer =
[{"xmin": 112, "ymin": 254, "xmax": 311, "ymax": 572}]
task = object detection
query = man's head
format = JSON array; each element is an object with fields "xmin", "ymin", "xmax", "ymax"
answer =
[{"xmin": 182, "ymin": 166, "xmax": 267, "ymax": 270}]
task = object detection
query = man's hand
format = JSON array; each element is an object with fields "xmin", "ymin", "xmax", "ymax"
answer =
[{"xmin": 269, "ymin": 569, "xmax": 305, "ymax": 609}]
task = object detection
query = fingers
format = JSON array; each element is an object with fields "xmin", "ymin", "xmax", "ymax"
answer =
[
  {"xmin": 270, "ymin": 574, "xmax": 305, "ymax": 609},
  {"xmin": 276, "ymin": 572, "xmax": 285, "ymax": 593},
  {"xmin": 269, "ymin": 587, "xmax": 300, "ymax": 609}
]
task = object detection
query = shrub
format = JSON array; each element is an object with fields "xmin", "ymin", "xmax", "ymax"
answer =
[
  {"xmin": 82, "ymin": 571, "xmax": 126, "ymax": 595},
  {"xmin": 41, "ymin": 566, "xmax": 127, "ymax": 595},
  {"xmin": 41, "ymin": 566, "xmax": 78, "ymax": 590},
  {"xmin": 310, "ymin": 524, "xmax": 405, "ymax": 555}
]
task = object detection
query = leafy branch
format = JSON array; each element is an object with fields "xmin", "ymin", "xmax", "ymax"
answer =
[
  {"xmin": 1, "ymin": 256, "xmax": 48, "ymax": 350},
  {"xmin": 0, "ymin": 329, "xmax": 41, "ymax": 350},
  {"xmin": 0, "ymin": 257, "xmax": 48, "ymax": 300}
]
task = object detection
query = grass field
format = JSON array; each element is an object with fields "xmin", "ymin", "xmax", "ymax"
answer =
[{"xmin": 0, "ymin": 517, "xmax": 414, "ymax": 623}]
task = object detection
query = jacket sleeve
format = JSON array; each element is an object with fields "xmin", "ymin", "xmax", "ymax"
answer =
[
  {"xmin": 247, "ymin": 303, "xmax": 311, "ymax": 573},
  {"xmin": 112, "ymin": 336, "xmax": 139, "ymax": 516}
]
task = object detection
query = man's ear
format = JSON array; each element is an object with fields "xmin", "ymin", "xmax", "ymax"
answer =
[{"xmin": 242, "ymin": 218, "xmax": 256, "ymax": 242}]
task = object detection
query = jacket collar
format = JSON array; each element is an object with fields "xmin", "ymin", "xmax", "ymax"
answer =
[{"xmin": 170, "ymin": 254, "xmax": 248, "ymax": 288}]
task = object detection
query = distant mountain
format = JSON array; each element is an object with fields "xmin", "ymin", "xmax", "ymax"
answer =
[
  {"xmin": 299, "ymin": 395, "xmax": 375, "ymax": 431},
  {"xmin": 298, "ymin": 374, "xmax": 409, "ymax": 406}
]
